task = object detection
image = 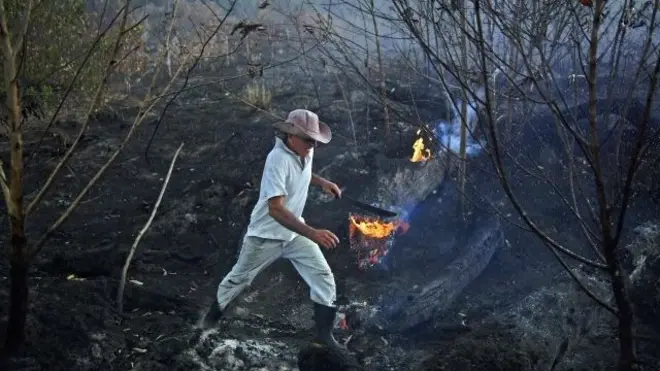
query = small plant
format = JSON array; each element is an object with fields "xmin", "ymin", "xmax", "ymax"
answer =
[{"xmin": 243, "ymin": 81, "xmax": 272, "ymax": 109}]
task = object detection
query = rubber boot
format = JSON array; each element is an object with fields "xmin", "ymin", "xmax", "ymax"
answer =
[
  {"xmin": 312, "ymin": 302, "xmax": 349, "ymax": 353},
  {"xmin": 199, "ymin": 300, "xmax": 223, "ymax": 329}
]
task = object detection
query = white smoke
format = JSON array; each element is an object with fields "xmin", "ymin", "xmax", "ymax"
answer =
[{"xmin": 432, "ymin": 84, "xmax": 490, "ymax": 158}]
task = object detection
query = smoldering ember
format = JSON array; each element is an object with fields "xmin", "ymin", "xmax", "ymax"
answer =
[{"xmin": 1, "ymin": 1, "xmax": 660, "ymax": 371}]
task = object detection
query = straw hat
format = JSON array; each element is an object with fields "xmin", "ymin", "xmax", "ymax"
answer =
[{"xmin": 273, "ymin": 109, "xmax": 332, "ymax": 144}]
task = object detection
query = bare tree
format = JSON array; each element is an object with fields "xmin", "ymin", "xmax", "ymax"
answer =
[
  {"xmin": 366, "ymin": 0, "xmax": 392, "ymax": 139},
  {"xmin": 300, "ymin": 0, "xmax": 405, "ymax": 142},
  {"xmin": 0, "ymin": 0, "xmax": 237, "ymax": 353},
  {"xmin": 390, "ymin": 0, "xmax": 660, "ymax": 370},
  {"xmin": 457, "ymin": 0, "xmax": 470, "ymax": 217}
]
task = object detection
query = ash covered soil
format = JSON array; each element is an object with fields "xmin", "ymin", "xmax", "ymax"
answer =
[{"xmin": 0, "ymin": 67, "xmax": 659, "ymax": 371}]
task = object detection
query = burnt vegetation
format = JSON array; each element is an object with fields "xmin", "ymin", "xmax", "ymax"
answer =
[{"xmin": 0, "ymin": 0, "xmax": 659, "ymax": 371}]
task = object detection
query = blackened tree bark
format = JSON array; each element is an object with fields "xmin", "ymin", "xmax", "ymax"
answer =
[
  {"xmin": 0, "ymin": 0, "xmax": 31, "ymax": 354},
  {"xmin": 5, "ymin": 235, "xmax": 28, "ymax": 353}
]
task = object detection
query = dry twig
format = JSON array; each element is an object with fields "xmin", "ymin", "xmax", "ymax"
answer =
[{"xmin": 116, "ymin": 142, "xmax": 184, "ymax": 313}]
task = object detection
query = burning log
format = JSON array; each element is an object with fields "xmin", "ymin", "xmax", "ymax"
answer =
[
  {"xmin": 364, "ymin": 147, "xmax": 448, "ymax": 218},
  {"xmin": 338, "ymin": 132, "xmax": 449, "ymax": 270}
]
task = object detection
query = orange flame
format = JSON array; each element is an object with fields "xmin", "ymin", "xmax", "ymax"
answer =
[
  {"xmin": 348, "ymin": 214, "xmax": 410, "ymax": 269},
  {"xmin": 410, "ymin": 130, "xmax": 430, "ymax": 162},
  {"xmin": 349, "ymin": 215, "xmax": 397, "ymax": 239}
]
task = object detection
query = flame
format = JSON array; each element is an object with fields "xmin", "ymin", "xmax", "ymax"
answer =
[
  {"xmin": 348, "ymin": 213, "xmax": 410, "ymax": 269},
  {"xmin": 349, "ymin": 215, "xmax": 397, "ymax": 239},
  {"xmin": 410, "ymin": 130, "xmax": 431, "ymax": 162}
]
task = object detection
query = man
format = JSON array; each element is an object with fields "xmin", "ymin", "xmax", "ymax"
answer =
[{"xmin": 200, "ymin": 109, "xmax": 346, "ymax": 353}]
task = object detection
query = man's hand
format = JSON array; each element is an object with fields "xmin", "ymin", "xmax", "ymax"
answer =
[
  {"xmin": 309, "ymin": 228, "xmax": 340, "ymax": 249},
  {"xmin": 312, "ymin": 174, "xmax": 342, "ymax": 198},
  {"xmin": 323, "ymin": 181, "xmax": 342, "ymax": 198},
  {"xmin": 321, "ymin": 179, "xmax": 342, "ymax": 198}
]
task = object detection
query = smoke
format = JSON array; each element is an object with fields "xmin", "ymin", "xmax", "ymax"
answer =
[{"xmin": 433, "ymin": 96, "xmax": 485, "ymax": 157}]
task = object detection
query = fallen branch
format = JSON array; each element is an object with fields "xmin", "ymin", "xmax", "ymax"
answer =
[{"xmin": 116, "ymin": 142, "xmax": 184, "ymax": 313}]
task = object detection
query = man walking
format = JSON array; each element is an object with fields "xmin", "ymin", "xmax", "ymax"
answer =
[{"xmin": 201, "ymin": 109, "xmax": 346, "ymax": 353}]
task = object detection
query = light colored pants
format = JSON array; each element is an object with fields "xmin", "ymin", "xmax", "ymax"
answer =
[{"xmin": 216, "ymin": 234, "xmax": 337, "ymax": 310}]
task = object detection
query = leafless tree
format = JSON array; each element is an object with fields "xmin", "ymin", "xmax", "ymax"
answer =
[
  {"xmin": 389, "ymin": 0, "xmax": 660, "ymax": 370},
  {"xmin": 0, "ymin": 0, "xmax": 238, "ymax": 353},
  {"xmin": 297, "ymin": 0, "xmax": 408, "ymax": 143}
]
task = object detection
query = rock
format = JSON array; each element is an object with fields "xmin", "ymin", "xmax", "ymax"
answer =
[
  {"xmin": 185, "ymin": 331, "xmax": 299, "ymax": 370},
  {"xmin": 297, "ymin": 344, "xmax": 362, "ymax": 371}
]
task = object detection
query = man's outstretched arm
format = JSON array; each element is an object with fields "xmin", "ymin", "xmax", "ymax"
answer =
[
  {"xmin": 311, "ymin": 173, "xmax": 328, "ymax": 186},
  {"xmin": 311, "ymin": 173, "xmax": 342, "ymax": 198},
  {"xmin": 267, "ymin": 196, "xmax": 315, "ymax": 237}
]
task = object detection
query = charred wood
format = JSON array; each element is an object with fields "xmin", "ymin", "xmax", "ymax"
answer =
[
  {"xmin": 379, "ymin": 215, "xmax": 503, "ymax": 333},
  {"xmin": 359, "ymin": 150, "xmax": 449, "ymax": 217}
]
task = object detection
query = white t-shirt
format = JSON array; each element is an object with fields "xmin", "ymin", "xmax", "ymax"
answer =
[{"xmin": 245, "ymin": 137, "xmax": 313, "ymax": 241}]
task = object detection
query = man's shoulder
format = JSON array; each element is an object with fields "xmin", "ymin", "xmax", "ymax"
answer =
[
  {"xmin": 264, "ymin": 147, "xmax": 294, "ymax": 174},
  {"xmin": 266, "ymin": 146, "xmax": 291, "ymax": 164}
]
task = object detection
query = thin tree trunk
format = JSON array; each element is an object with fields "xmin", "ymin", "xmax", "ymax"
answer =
[
  {"xmin": 587, "ymin": 1, "xmax": 635, "ymax": 369},
  {"xmin": 603, "ymin": 238, "xmax": 636, "ymax": 371},
  {"xmin": 3, "ymin": 68, "xmax": 27, "ymax": 353},
  {"xmin": 360, "ymin": 4, "xmax": 371, "ymax": 146},
  {"xmin": 457, "ymin": 0, "xmax": 469, "ymax": 218},
  {"xmin": 5, "ymin": 239, "xmax": 28, "ymax": 354},
  {"xmin": 0, "ymin": 0, "xmax": 30, "ymax": 354},
  {"xmin": 369, "ymin": 0, "xmax": 390, "ymax": 139}
]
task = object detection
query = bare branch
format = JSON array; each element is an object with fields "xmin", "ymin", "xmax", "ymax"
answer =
[
  {"xmin": 546, "ymin": 239, "xmax": 617, "ymax": 315},
  {"xmin": 28, "ymin": 52, "xmax": 193, "ymax": 258},
  {"xmin": 117, "ymin": 142, "xmax": 184, "ymax": 313},
  {"xmin": 144, "ymin": 0, "xmax": 243, "ymax": 163},
  {"xmin": 24, "ymin": 4, "xmax": 131, "ymax": 216},
  {"xmin": 0, "ymin": 158, "xmax": 10, "ymax": 203}
]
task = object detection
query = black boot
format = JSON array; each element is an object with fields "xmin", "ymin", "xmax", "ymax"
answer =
[
  {"xmin": 312, "ymin": 302, "xmax": 349, "ymax": 353},
  {"xmin": 199, "ymin": 300, "xmax": 223, "ymax": 329}
]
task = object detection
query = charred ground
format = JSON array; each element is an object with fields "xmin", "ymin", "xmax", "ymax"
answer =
[{"xmin": 0, "ymin": 60, "xmax": 659, "ymax": 371}]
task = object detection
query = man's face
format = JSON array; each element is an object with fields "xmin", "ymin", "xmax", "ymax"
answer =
[{"xmin": 287, "ymin": 134, "xmax": 317, "ymax": 157}]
